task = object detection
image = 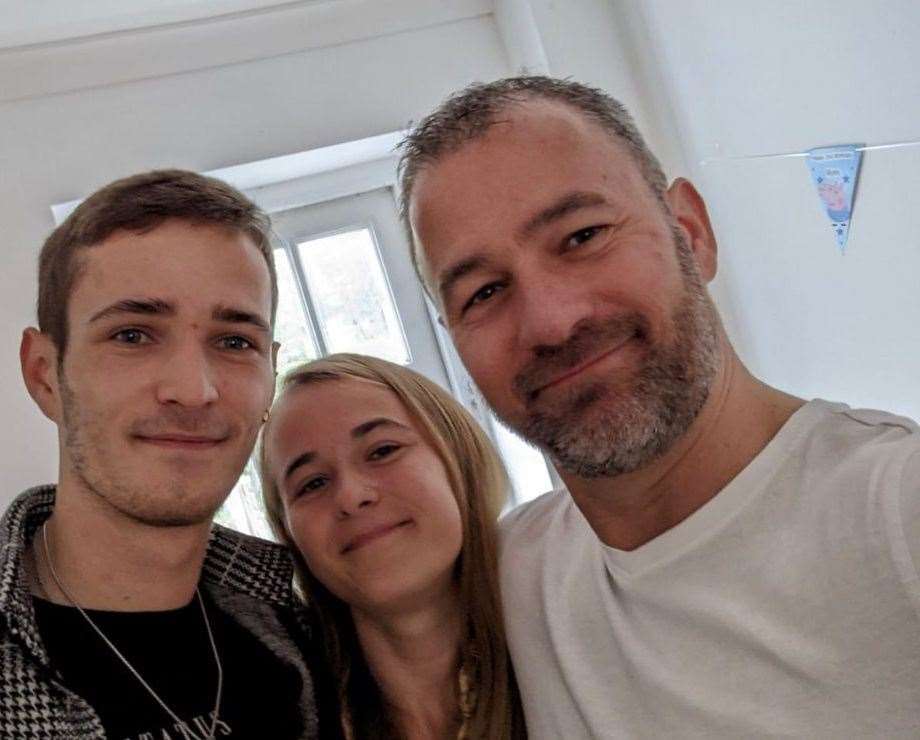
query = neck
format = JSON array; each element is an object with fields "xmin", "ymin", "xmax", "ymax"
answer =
[
  {"xmin": 33, "ymin": 479, "xmax": 212, "ymax": 611},
  {"xmin": 563, "ymin": 340, "xmax": 804, "ymax": 550},
  {"xmin": 352, "ymin": 585, "xmax": 464, "ymax": 739}
]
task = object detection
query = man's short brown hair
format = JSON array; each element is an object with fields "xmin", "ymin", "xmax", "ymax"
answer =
[{"xmin": 38, "ymin": 169, "xmax": 278, "ymax": 353}]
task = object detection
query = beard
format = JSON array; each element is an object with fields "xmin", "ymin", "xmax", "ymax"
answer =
[
  {"xmin": 495, "ymin": 229, "xmax": 720, "ymax": 478},
  {"xmin": 59, "ymin": 373, "xmax": 243, "ymax": 527}
]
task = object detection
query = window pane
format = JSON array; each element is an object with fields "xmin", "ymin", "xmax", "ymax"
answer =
[
  {"xmin": 217, "ymin": 248, "xmax": 318, "ymax": 539},
  {"xmin": 297, "ymin": 227, "xmax": 411, "ymax": 364},
  {"xmin": 273, "ymin": 247, "xmax": 320, "ymax": 378},
  {"xmin": 491, "ymin": 416, "xmax": 554, "ymax": 508},
  {"xmin": 215, "ymin": 460, "xmax": 278, "ymax": 541}
]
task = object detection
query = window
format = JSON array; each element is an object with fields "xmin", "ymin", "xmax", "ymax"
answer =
[
  {"xmin": 212, "ymin": 244, "xmax": 320, "ymax": 540},
  {"xmin": 297, "ymin": 227, "xmax": 410, "ymax": 364}
]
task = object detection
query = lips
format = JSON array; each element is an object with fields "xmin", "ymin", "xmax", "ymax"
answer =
[
  {"xmin": 514, "ymin": 315, "xmax": 647, "ymax": 404},
  {"xmin": 341, "ymin": 520, "xmax": 412, "ymax": 554},
  {"xmin": 527, "ymin": 331, "xmax": 638, "ymax": 401},
  {"xmin": 538, "ymin": 336, "xmax": 636, "ymax": 395},
  {"xmin": 134, "ymin": 433, "xmax": 227, "ymax": 449}
]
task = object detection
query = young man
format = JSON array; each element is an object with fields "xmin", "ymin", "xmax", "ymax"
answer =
[
  {"xmin": 400, "ymin": 77, "xmax": 920, "ymax": 737},
  {"xmin": 1, "ymin": 170, "xmax": 319, "ymax": 738}
]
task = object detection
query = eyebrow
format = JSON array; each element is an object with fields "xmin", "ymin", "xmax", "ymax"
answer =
[
  {"xmin": 284, "ymin": 451, "xmax": 315, "ymax": 482},
  {"xmin": 87, "ymin": 298, "xmax": 269, "ymax": 333},
  {"xmin": 517, "ymin": 190, "xmax": 609, "ymax": 240},
  {"xmin": 437, "ymin": 255, "xmax": 488, "ymax": 306},
  {"xmin": 88, "ymin": 298, "xmax": 173, "ymax": 324},
  {"xmin": 351, "ymin": 417, "xmax": 410, "ymax": 439},
  {"xmin": 282, "ymin": 417, "xmax": 410, "ymax": 482},
  {"xmin": 212, "ymin": 305, "xmax": 271, "ymax": 333},
  {"xmin": 436, "ymin": 191, "xmax": 610, "ymax": 306}
]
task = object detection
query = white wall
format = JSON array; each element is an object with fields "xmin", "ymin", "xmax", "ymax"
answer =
[
  {"xmin": 0, "ymin": 0, "xmax": 306, "ymax": 47},
  {"xmin": 635, "ymin": 0, "xmax": 920, "ymax": 420}
]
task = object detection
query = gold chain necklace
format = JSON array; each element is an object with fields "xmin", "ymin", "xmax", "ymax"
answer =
[
  {"xmin": 41, "ymin": 522, "xmax": 223, "ymax": 740},
  {"xmin": 341, "ymin": 663, "xmax": 476, "ymax": 740}
]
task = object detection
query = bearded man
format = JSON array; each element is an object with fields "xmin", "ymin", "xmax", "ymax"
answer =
[{"xmin": 400, "ymin": 76, "xmax": 920, "ymax": 738}]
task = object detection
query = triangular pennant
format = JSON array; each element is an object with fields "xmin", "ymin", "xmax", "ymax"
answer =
[{"xmin": 806, "ymin": 144, "xmax": 863, "ymax": 253}]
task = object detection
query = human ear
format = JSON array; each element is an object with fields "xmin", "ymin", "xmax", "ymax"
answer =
[
  {"xmin": 664, "ymin": 178, "xmax": 718, "ymax": 282},
  {"xmin": 20, "ymin": 328, "xmax": 62, "ymax": 422}
]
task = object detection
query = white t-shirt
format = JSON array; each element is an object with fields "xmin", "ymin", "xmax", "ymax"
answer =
[{"xmin": 500, "ymin": 400, "xmax": 920, "ymax": 739}]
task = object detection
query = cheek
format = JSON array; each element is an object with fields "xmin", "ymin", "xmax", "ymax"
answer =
[
  {"xmin": 63, "ymin": 378, "xmax": 119, "ymax": 426},
  {"xmin": 609, "ymin": 245, "xmax": 685, "ymax": 313},
  {"xmin": 441, "ymin": 504, "xmax": 464, "ymax": 560},
  {"xmin": 416, "ymin": 471, "xmax": 464, "ymax": 554},
  {"xmin": 225, "ymin": 367, "xmax": 275, "ymax": 416},
  {"xmin": 285, "ymin": 504, "xmax": 334, "ymax": 575},
  {"xmin": 452, "ymin": 327, "xmax": 518, "ymax": 397},
  {"xmin": 607, "ymin": 240, "xmax": 669, "ymax": 290}
]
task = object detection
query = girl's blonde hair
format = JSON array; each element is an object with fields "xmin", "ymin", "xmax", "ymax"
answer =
[{"xmin": 259, "ymin": 353, "xmax": 525, "ymax": 739}]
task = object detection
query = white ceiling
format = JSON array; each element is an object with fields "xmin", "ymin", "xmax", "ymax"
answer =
[{"xmin": 0, "ymin": 0, "xmax": 330, "ymax": 49}]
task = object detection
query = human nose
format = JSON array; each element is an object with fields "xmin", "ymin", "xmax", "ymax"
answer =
[
  {"xmin": 334, "ymin": 473, "xmax": 379, "ymax": 518},
  {"xmin": 155, "ymin": 340, "xmax": 220, "ymax": 407},
  {"xmin": 515, "ymin": 269, "xmax": 596, "ymax": 352}
]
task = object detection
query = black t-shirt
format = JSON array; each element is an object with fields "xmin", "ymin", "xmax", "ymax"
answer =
[{"xmin": 34, "ymin": 591, "xmax": 304, "ymax": 740}]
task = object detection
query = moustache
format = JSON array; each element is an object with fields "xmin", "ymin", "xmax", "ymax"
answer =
[
  {"xmin": 128, "ymin": 409, "xmax": 236, "ymax": 440},
  {"xmin": 513, "ymin": 313, "xmax": 649, "ymax": 402}
]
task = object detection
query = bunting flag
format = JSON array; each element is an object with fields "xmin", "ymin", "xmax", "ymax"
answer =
[{"xmin": 806, "ymin": 145, "xmax": 863, "ymax": 252}]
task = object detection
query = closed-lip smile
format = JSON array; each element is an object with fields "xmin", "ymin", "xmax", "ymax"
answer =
[
  {"xmin": 536, "ymin": 333, "xmax": 637, "ymax": 396},
  {"xmin": 135, "ymin": 433, "xmax": 226, "ymax": 449},
  {"xmin": 342, "ymin": 520, "xmax": 412, "ymax": 554}
]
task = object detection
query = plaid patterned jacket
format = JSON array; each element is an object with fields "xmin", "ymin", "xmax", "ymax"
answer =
[{"xmin": 0, "ymin": 486, "xmax": 320, "ymax": 739}]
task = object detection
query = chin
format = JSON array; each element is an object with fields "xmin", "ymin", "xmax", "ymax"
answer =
[
  {"xmin": 106, "ymin": 484, "xmax": 226, "ymax": 528},
  {"xmin": 346, "ymin": 566, "xmax": 455, "ymax": 616},
  {"xmin": 120, "ymin": 502, "xmax": 221, "ymax": 528}
]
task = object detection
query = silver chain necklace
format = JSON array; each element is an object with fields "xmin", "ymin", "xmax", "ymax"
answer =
[{"xmin": 41, "ymin": 522, "xmax": 223, "ymax": 740}]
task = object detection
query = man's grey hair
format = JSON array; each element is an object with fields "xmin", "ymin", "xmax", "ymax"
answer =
[{"xmin": 396, "ymin": 75, "xmax": 670, "ymax": 291}]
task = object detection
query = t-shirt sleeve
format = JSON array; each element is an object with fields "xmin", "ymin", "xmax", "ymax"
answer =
[{"xmin": 896, "ymin": 447, "xmax": 920, "ymax": 604}]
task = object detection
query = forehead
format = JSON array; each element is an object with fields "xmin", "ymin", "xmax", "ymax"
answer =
[
  {"xmin": 70, "ymin": 219, "xmax": 272, "ymax": 320},
  {"xmin": 271, "ymin": 377, "xmax": 414, "ymax": 447},
  {"xmin": 409, "ymin": 100, "xmax": 653, "ymax": 272}
]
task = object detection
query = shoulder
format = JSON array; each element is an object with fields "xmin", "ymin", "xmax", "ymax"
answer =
[
  {"xmin": 827, "ymin": 408, "xmax": 920, "ymax": 611},
  {"xmin": 202, "ymin": 525, "xmax": 296, "ymax": 608},
  {"xmin": 500, "ymin": 488, "xmax": 572, "ymax": 540},
  {"xmin": 795, "ymin": 400, "xmax": 920, "ymax": 474},
  {"xmin": 498, "ymin": 488, "xmax": 587, "ymax": 566},
  {"xmin": 497, "ymin": 489, "xmax": 598, "ymax": 614},
  {"xmin": 0, "ymin": 486, "xmax": 55, "ymax": 547},
  {"xmin": 810, "ymin": 400, "xmax": 918, "ymax": 439},
  {"xmin": 0, "ymin": 487, "xmax": 55, "ymax": 631},
  {"xmin": 0, "ymin": 636, "xmax": 79, "ymax": 736},
  {"xmin": 209, "ymin": 522, "xmax": 290, "ymax": 558},
  {"xmin": 793, "ymin": 402, "xmax": 920, "ymax": 539}
]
